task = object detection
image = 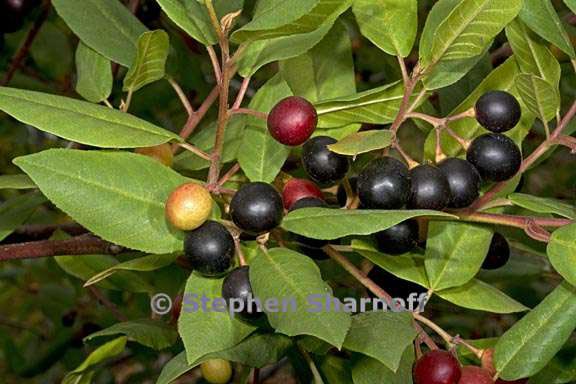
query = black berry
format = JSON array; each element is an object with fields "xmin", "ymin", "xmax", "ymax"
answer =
[
  {"xmin": 357, "ymin": 157, "xmax": 410, "ymax": 209},
  {"xmin": 475, "ymin": 91, "xmax": 521, "ymax": 133},
  {"xmin": 302, "ymin": 136, "xmax": 349, "ymax": 186},
  {"xmin": 367, "ymin": 267, "xmax": 427, "ymax": 301},
  {"xmin": 481, "ymin": 233, "xmax": 510, "ymax": 270},
  {"xmin": 230, "ymin": 182, "xmax": 283, "ymax": 235},
  {"xmin": 466, "ymin": 133, "xmax": 522, "ymax": 182},
  {"xmin": 289, "ymin": 197, "xmax": 328, "ymax": 249},
  {"xmin": 0, "ymin": 0, "xmax": 39, "ymax": 33},
  {"xmin": 408, "ymin": 164, "xmax": 451, "ymax": 210},
  {"xmin": 437, "ymin": 158, "xmax": 481, "ymax": 208},
  {"xmin": 222, "ymin": 266, "xmax": 263, "ymax": 321},
  {"xmin": 184, "ymin": 220, "xmax": 235, "ymax": 277},
  {"xmin": 374, "ymin": 219, "xmax": 419, "ymax": 255},
  {"xmin": 268, "ymin": 96, "xmax": 317, "ymax": 146}
]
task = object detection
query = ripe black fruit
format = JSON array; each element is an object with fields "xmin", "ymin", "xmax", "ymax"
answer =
[
  {"xmin": 289, "ymin": 197, "xmax": 328, "ymax": 249},
  {"xmin": 222, "ymin": 266, "xmax": 263, "ymax": 321},
  {"xmin": 481, "ymin": 233, "xmax": 510, "ymax": 270},
  {"xmin": 302, "ymin": 136, "xmax": 349, "ymax": 186},
  {"xmin": 475, "ymin": 90, "xmax": 521, "ymax": 133},
  {"xmin": 367, "ymin": 267, "xmax": 427, "ymax": 301},
  {"xmin": 408, "ymin": 164, "xmax": 451, "ymax": 210},
  {"xmin": 0, "ymin": 0, "xmax": 39, "ymax": 33},
  {"xmin": 374, "ymin": 219, "xmax": 419, "ymax": 255},
  {"xmin": 437, "ymin": 158, "xmax": 481, "ymax": 208},
  {"xmin": 357, "ymin": 157, "xmax": 410, "ymax": 209},
  {"xmin": 184, "ymin": 220, "xmax": 235, "ymax": 277},
  {"xmin": 466, "ymin": 133, "xmax": 522, "ymax": 182},
  {"xmin": 230, "ymin": 182, "xmax": 283, "ymax": 235}
]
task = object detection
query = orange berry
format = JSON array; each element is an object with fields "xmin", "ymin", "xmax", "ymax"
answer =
[{"xmin": 165, "ymin": 183, "xmax": 213, "ymax": 231}]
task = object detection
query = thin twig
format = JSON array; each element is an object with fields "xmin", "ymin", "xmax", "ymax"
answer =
[
  {"xmin": 167, "ymin": 77, "xmax": 194, "ymax": 116},
  {"xmin": 177, "ymin": 143, "xmax": 211, "ymax": 160},
  {"xmin": 232, "ymin": 76, "xmax": 251, "ymax": 109},
  {"xmin": 218, "ymin": 163, "xmax": 241, "ymax": 186},
  {"xmin": 207, "ymin": 46, "xmax": 222, "ymax": 85},
  {"xmin": 178, "ymin": 85, "xmax": 220, "ymax": 140},
  {"xmin": 87, "ymin": 286, "xmax": 128, "ymax": 322},
  {"xmin": 229, "ymin": 108, "xmax": 267, "ymax": 120}
]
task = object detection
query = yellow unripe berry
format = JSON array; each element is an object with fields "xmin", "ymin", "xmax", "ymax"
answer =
[
  {"xmin": 165, "ymin": 183, "xmax": 213, "ymax": 231},
  {"xmin": 135, "ymin": 144, "xmax": 174, "ymax": 167},
  {"xmin": 200, "ymin": 359, "xmax": 232, "ymax": 384}
]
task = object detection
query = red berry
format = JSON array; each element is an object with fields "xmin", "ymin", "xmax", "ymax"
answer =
[
  {"xmin": 282, "ymin": 178, "xmax": 324, "ymax": 209},
  {"xmin": 458, "ymin": 366, "xmax": 494, "ymax": 384},
  {"xmin": 480, "ymin": 349, "xmax": 496, "ymax": 376},
  {"xmin": 413, "ymin": 350, "xmax": 462, "ymax": 384},
  {"xmin": 268, "ymin": 96, "xmax": 317, "ymax": 146}
]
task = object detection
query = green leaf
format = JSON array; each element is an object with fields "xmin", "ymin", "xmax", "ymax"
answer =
[
  {"xmin": 516, "ymin": 74, "xmax": 560, "ymax": 123},
  {"xmin": 250, "ymin": 248, "xmax": 352, "ymax": 348},
  {"xmin": 425, "ymin": 221, "xmax": 492, "ymax": 291},
  {"xmin": 282, "ymin": 208, "xmax": 456, "ymax": 240},
  {"xmin": 238, "ymin": 74, "xmax": 292, "ymax": 183},
  {"xmin": 0, "ymin": 174, "xmax": 36, "ymax": 190},
  {"xmin": 0, "ymin": 87, "xmax": 181, "ymax": 148},
  {"xmin": 352, "ymin": 348, "xmax": 414, "ymax": 384},
  {"xmin": 0, "ymin": 192, "xmax": 46, "ymax": 241},
  {"xmin": 344, "ymin": 312, "xmax": 416, "ymax": 371},
  {"xmin": 315, "ymin": 81, "xmax": 422, "ymax": 128},
  {"xmin": 280, "ymin": 21, "xmax": 355, "ymax": 102},
  {"xmin": 85, "ymin": 253, "xmax": 179, "ymax": 287},
  {"xmin": 494, "ymin": 282, "xmax": 576, "ymax": 380},
  {"xmin": 352, "ymin": 0, "xmax": 417, "ymax": 57},
  {"xmin": 328, "ymin": 130, "xmax": 392, "ymax": 156},
  {"xmin": 508, "ymin": 193, "xmax": 575, "ymax": 219},
  {"xmin": 75, "ymin": 42, "xmax": 112, "ymax": 103},
  {"xmin": 505, "ymin": 19, "xmax": 561, "ymax": 88},
  {"xmin": 436, "ymin": 279, "xmax": 528, "ymax": 313},
  {"xmin": 519, "ymin": 0, "xmax": 576, "ymax": 58},
  {"xmin": 178, "ymin": 274, "xmax": 256, "ymax": 364},
  {"xmin": 547, "ymin": 224, "xmax": 576, "ymax": 288},
  {"xmin": 63, "ymin": 337, "xmax": 127, "ymax": 384},
  {"xmin": 86, "ymin": 319, "xmax": 177, "ymax": 350},
  {"xmin": 232, "ymin": 0, "xmax": 351, "ymax": 43},
  {"xmin": 14, "ymin": 149, "xmax": 187, "ymax": 254},
  {"xmin": 123, "ymin": 30, "xmax": 170, "ymax": 93},
  {"xmin": 52, "ymin": 0, "xmax": 147, "ymax": 67},
  {"xmin": 565, "ymin": 0, "xmax": 576, "ymax": 14}
]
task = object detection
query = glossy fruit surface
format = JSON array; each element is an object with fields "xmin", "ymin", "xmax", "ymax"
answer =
[
  {"xmin": 302, "ymin": 136, "xmax": 349, "ymax": 186},
  {"xmin": 184, "ymin": 220, "xmax": 234, "ymax": 277},
  {"xmin": 289, "ymin": 197, "xmax": 328, "ymax": 249},
  {"xmin": 282, "ymin": 178, "xmax": 323, "ymax": 210},
  {"xmin": 337, "ymin": 177, "xmax": 357, "ymax": 207},
  {"xmin": 201, "ymin": 358, "xmax": 233, "ymax": 384},
  {"xmin": 438, "ymin": 158, "xmax": 481, "ymax": 208},
  {"xmin": 135, "ymin": 144, "xmax": 174, "ymax": 167},
  {"xmin": 408, "ymin": 164, "xmax": 451, "ymax": 210},
  {"xmin": 466, "ymin": 133, "xmax": 522, "ymax": 182},
  {"xmin": 374, "ymin": 219, "xmax": 419, "ymax": 255},
  {"xmin": 413, "ymin": 350, "xmax": 462, "ymax": 384},
  {"xmin": 481, "ymin": 233, "xmax": 510, "ymax": 270},
  {"xmin": 230, "ymin": 182, "xmax": 283, "ymax": 235},
  {"xmin": 458, "ymin": 366, "xmax": 494, "ymax": 384},
  {"xmin": 221, "ymin": 266, "xmax": 262, "ymax": 320},
  {"xmin": 358, "ymin": 157, "xmax": 410, "ymax": 209},
  {"xmin": 0, "ymin": 0, "xmax": 39, "ymax": 32},
  {"xmin": 165, "ymin": 183, "xmax": 213, "ymax": 231},
  {"xmin": 268, "ymin": 96, "xmax": 317, "ymax": 146},
  {"xmin": 475, "ymin": 91, "xmax": 521, "ymax": 133}
]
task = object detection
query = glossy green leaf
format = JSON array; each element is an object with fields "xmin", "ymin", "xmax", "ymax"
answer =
[
  {"xmin": 352, "ymin": 348, "xmax": 414, "ymax": 384},
  {"xmin": 425, "ymin": 221, "xmax": 492, "ymax": 291},
  {"xmin": 516, "ymin": 74, "xmax": 560, "ymax": 123},
  {"xmin": 52, "ymin": 0, "xmax": 147, "ymax": 67},
  {"xmin": 519, "ymin": 0, "xmax": 575, "ymax": 58},
  {"xmin": 508, "ymin": 193, "xmax": 575, "ymax": 219},
  {"xmin": 548, "ymin": 224, "xmax": 576, "ymax": 288},
  {"xmin": 238, "ymin": 74, "xmax": 292, "ymax": 183},
  {"xmin": 352, "ymin": 0, "xmax": 417, "ymax": 57},
  {"xmin": 75, "ymin": 42, "xmax": 112, "ymax": 103},
  {"xmin": 0, "ymin": 174, "xmax": 36, "ymax": 190},
  {"xmin": 250, "ymin": 248, "xmax": 352, "ymax": 348},
  {"xmin": 15, "ymin": 149, "xmax": 187, "ymax": 254},
  {"xmin": 0, "ymin": 192, "xmax": 46, "ymax": 241},
  {"xmin": 436, "ymin": 279, "xmax": 528, "ymax": 313},
  {"xmin": 178, "ymin": 274, "xmax": 256, "ymax": 364},
  {"xmin": 123, "ymin": 30, "xmax": 170, "ymax": 93},
  {"xmin": 328, "ymin": 130, "xmax": 392, "ymax": 156},
  {"xmin": 495, "ymin": 282, "xmax": 576, "ymax": 380},
  {"xmin": 505, "ymin": 19, "xmax": 561, "ymax": 88},
  {"xmin": 86, "ymin": 319, "xmax": 177, "ymax": 350},
  {"xmin": 282, "ymin": 208, "xmax": 455, "ymax": 240},
  {"xmin": 0, "ymin": 87, "xmax": 181, "ymax": 148},
  {"xmin": 344, "ymin": 312, "xmax": 416, "ymax": 371},
  {"xmin": 63, "ymin": 337, "xmax": 127, "ymax": 384}
]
